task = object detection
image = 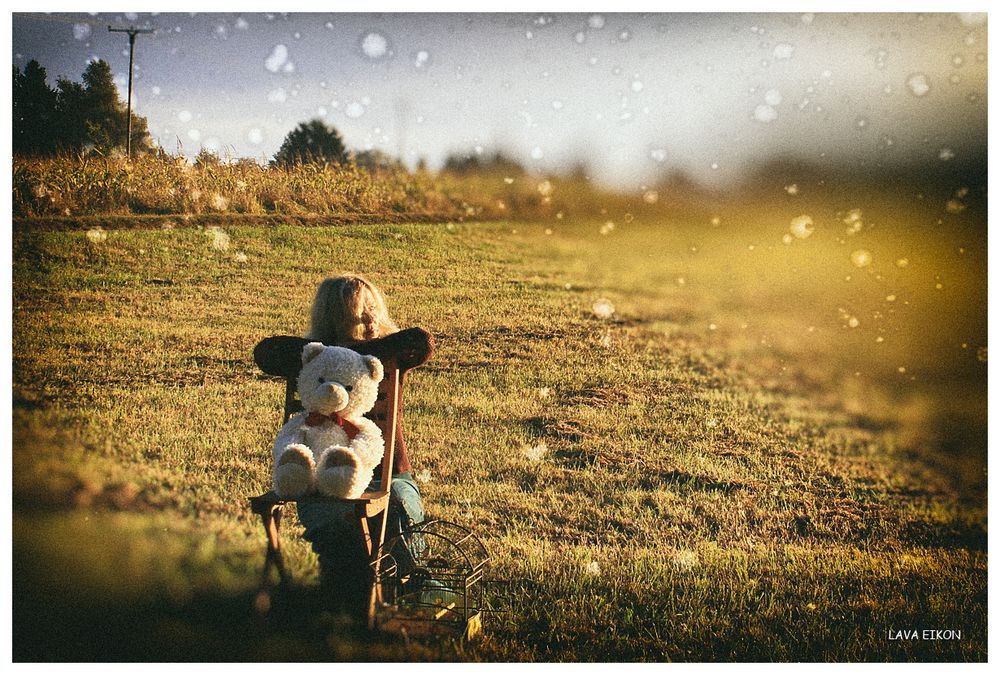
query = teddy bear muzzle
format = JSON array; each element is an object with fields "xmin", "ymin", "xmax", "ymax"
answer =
[{"xmin": 315, "ymin": 381, "xmax": 350, "ymax": 412}]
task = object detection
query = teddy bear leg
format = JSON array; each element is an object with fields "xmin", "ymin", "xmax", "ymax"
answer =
[
  {"xmin": 315, "ymin": 447, "xmax": 367, "ymax": 499},
  {"xmin": 274, "ymin": 444, "xmax": 316, "ymax": 499}
]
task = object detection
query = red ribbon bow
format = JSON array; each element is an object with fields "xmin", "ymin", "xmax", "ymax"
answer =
[{"xmin": 303, "ymin": 411, "xmax": 361, "ymax": 440}]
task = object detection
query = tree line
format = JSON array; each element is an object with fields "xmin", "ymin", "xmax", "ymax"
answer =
[
  {"xmin": 13, "ymin": 57, "xmax": 527, "ymax": 175},
  {"xmin": 13, "ymin": 58, "xmax": 152, "ymax": 156}
]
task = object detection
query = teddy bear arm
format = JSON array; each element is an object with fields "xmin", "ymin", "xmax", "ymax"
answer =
[
  {"xmin": 348, "ymin": 420, "xmax": 384, "ymax": 470},
  {"xmin": 272, "ymin": 417, "xmax": 307, "ymax": 461}
]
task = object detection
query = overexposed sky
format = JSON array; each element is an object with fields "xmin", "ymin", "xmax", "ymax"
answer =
[{"xmin": 12, "ymin": 11, "xmax": 988, "ymax": 187}]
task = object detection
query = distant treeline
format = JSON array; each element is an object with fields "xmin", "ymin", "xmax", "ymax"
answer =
[
  {"xmin": 11, "ymin": 57, "xmax": 537, "ymax": 175},
  {"xmin": 13, "ymin": 59, "xmax": 152, "ymax": 156},
  {"xmin": 13, "ymin": 59, "xmax": 984, "ymax": 222}
]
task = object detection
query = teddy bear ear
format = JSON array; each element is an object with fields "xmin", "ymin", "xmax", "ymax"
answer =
[
  {"xmin": 301, "ymin": 342, "xmax": 326, "ymax": 365},
  {"xmin": 363, "ymin": 355, "xmax": 384, "ymax": 382}
]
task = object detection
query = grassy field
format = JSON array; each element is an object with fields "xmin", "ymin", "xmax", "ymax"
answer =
[{"xmin": 12, "ymin": 180, "xmax": 987, "ymax": 661}]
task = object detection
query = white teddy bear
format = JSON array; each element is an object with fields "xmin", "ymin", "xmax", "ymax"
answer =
[{"xmin": 272, "ymin": 343, "xmax": 385, "ymax": 500}]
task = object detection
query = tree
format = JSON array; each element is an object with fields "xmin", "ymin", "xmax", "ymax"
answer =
[
  {"xmin": 272, "ymin": 119, "xmax": 348, "ymax": 166},
  {"xmin": 54, "ymin": 78, "xmax": 90, "ymax": 151},
  {"xmin": 12, "ymin": 58, "xmax": 151, "ymax": 155},
  {"xmin": 442, "ymin": 150, "xmax": 525, "ymax": 175},
  {"xmin": 79, "ymin": 59, "xmax": 152, "ymax": 154},
  {"xmin": 82, "ymin": 60, "xmax": 124, "ymax": 150},
  {"xmin": 353, "ymin": 148, "xmax": 402, "ymax": 172},
  {"xmin": 12, "ymin": 60, "xmax": 58, "ymax": 155}
]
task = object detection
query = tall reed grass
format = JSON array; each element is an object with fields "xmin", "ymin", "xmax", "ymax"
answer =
[{"xmin": 12, "ymin": 153, "xmax": 659, "ymax": 223}]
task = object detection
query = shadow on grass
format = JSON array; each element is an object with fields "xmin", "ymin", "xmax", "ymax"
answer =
[{"xmin": 13, "ymin": 578, "xmax": 461, "ymax": 662}]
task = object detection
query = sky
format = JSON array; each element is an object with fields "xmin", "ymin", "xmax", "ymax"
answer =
[{"xmin": 10, "ymin": 9, "xmax": 989, "ymax": 188}]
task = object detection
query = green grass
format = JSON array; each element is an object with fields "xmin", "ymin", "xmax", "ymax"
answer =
[{"xmin": 12, "ymin": 182, "xmax": 986, "ymax": 661}]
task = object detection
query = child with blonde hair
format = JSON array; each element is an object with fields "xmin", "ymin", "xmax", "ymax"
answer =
[
  {"xmin": 296, "ymin": 273, "xmax": 433, "ymax": 613},
  {"xmin": 307, "ymin": 274, "xmax": 399, "ymax": 345}
]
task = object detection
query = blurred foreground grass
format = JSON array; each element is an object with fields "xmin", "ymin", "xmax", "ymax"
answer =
[{"xmin": 12, "ymin": 181, "xmax": 986, "ymax": 661}]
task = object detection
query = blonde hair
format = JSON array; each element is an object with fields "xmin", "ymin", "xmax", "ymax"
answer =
[{"xmin": 306, "ymin": 274, "xmax": 399, "ymax": 345}]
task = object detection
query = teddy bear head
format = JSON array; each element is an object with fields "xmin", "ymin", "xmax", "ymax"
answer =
[{"xmin": 297, "ymin": 343, "xmax": 384, "ymax": 419}]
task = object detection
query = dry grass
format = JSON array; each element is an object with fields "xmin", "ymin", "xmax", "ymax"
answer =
[
  {"xmin": 12, "ymin": 178, "xmax": 986, "ymax": 661},
  {"xmin": 12, "ymin": 154, "xmax": 646, "ymax": 224}
]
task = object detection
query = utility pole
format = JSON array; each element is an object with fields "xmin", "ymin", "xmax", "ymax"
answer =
[{"xmin": 108, "ymin": 25, "xmax": 153, "ymax": 159}]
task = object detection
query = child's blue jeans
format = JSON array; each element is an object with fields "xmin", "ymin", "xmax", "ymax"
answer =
[{"xmin": 297, "ymin": 472, "xmax": 424, "ymax": 610}]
